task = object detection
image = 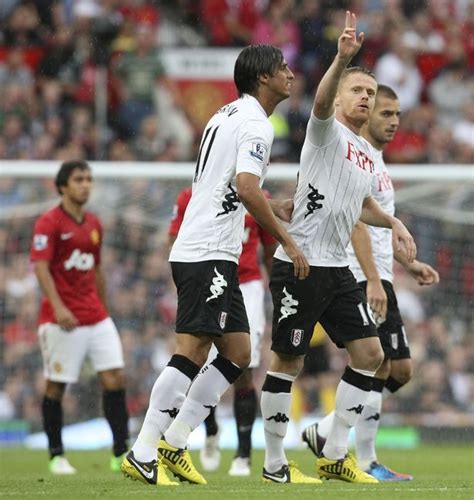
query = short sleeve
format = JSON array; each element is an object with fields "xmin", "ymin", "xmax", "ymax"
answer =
[
  {"xmin": 236, "ymin": 119, "xmax": 274, "ymax": 178},
  {"xmin": 30, "ymin": 215, "xmax": 56, "ymax": 262},
  {"xmin": 305, "ymin": 112, "xmax": 341, "ymax": 148}
]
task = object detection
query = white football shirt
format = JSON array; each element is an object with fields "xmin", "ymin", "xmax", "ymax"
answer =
[
  {"xmin": 274, "ymin": 113, "xmax": 375, "ymax": 267},
  {"xmin": 348, "ymin": 149, "xmax": 395, "ymax": 282},
  {"xmin": 169, "ymin": 94, "xmax": 273, "ymax": 263}
]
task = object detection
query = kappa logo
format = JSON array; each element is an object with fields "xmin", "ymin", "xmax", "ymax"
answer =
[
  {"xmin": 304, "ymin": 183, "xmax": 325, "ymax": 218},
  {"xmin": 206, "ymin": 267, "xmax": 228, "ymax": 302},
  {"xmin": 64, "ymin": 249, "xmax": 95, "ymax": 271},
  {"xmin": 217, "ymin": 183, "xmax": 241, "ymax": 216},
  {"xmin": 266, "ymin": 412, "xmax": 289, "ymax": 423},
  {"xmin": 347, "ymin": 404, "xmax": 364, "ymax": 415},
  {"xmin": 159, "ymin": 407, "xmax": 179, "ymax": 418},
  {"xmin": 278, "ymin": 287, "xmax": 298, "ymax": 322},
  {"xmin": 290, "ymin": 329, "xmax": 304, "ymax": 347},
  {"xmin": 366, "ymin": 412, "xmax": 380, "ymax": 421}
]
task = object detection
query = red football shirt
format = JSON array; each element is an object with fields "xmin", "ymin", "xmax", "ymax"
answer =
[
  {"xmin": 30, "ymin": 205, "xmax": 108, "ymax": 326},
  {"xmin": 168, "ymin": 188, "xmax": 276, "ymax": 283}
]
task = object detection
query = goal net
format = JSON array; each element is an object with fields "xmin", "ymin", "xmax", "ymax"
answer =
[{"xmin": 0, "ymin": 162, "xmax": 472, "ymax": 442}]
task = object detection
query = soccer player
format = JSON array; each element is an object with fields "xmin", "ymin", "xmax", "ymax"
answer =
[
  {"xmin": 260, "ymin": 11, "xmax": 417, "ymax": 484},
  {"xmin": 121, "ymin": 44, "xmax": 315, "ymax": 486},
  {"xmin": 30, "ymin": 160, "xmax": 129, "ymax": 475},
  {"xmin": 302, "ymin": 85, "xmax": 440, "ymax": 481},
  {"xmin": 169, "ymin": 187, "xmax": 277, "ymax": 476}
]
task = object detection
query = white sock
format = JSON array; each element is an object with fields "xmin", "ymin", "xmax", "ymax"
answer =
[
  {"xmin": 355, "ymin": 390, "xmax": 382, "ymax": 470},
  {"xmin": 322, "ymin": 367, "xmax": 373, "ymax": 460},
  {"xmin": 165, "ymin": 358, "xmax": 241, "ymax": 449},
  {"xmin": 261, "ymin": 372, "xmax": 295, "ymax": 472},
  {"xmin": 132, "ymin": 365, "xmax": 193, "ymax": 462},
  {"xmin": 317, "ymin": 411, "xmax": 334, "ymax": 440}
]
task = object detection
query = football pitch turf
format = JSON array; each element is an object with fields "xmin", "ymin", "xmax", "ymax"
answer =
[{"xmin": 0, "ymin": 446, "xmax": 473, "ymax": 499}]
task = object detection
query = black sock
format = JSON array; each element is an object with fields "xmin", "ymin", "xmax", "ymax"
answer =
[
  {"xmin": 204, "ymin": 406, "xmax": 219, "ymax": 436},
  {"xmin": 42, "ymin": 396, "xmax": 63, "ymax": 458},
  {"xmin": 234, "ymin": 387, "xmax": 257, "ymax": 458},
  {"xmin": 102, "ymin": 389, "xmax": 129, "ymax": 457},
  {"xmin": 385, "ymin": 376, "xmax": 404, "ymax": 393}
]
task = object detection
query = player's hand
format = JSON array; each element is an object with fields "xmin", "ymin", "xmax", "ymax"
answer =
[
  {"xmin": 54, "ymin": 305, "xmax": 79, "ymax": 331},
  {"xmin": 366, "ymin": 278, "xmax": 387, "ymax": 325},
  {"xmin": 392, "ymin": 219, "xmax": 416, "ymax": 263},
  {"xmin": 282, "ymin": 241, "xmax": 310, "ymax": 280},
  {"xmin": 337, "ymin": 11, "xmax": 364, "ymax": 62},
  {"xmin": 272, "ymin": 199, "xmax": 294, "ymax": 223},
  {"xmin": 407, "ymin": 261, "xmax": 440, "ymax": 286}
]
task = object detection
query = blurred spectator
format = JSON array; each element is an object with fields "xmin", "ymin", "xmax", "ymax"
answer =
[
  {"xmin": 359, "ymin": 9, "xmax": 388, "ymax": 69},
  {"xmin": 114, "ymin": 23, "xmax": 165, "ymax": 137},
  {"xmin": 2, "ymin": 114, "xmax": 32, "ymax": 159},
  {"xmin": 279, "ymin": 72, "xmax": 311, "ymax": 161},
  {"xmin": 384, "ymin": 104, "xmax": 435, "ymax": 163},
  {"xmin": 2, "ymin": 2, "xmax": 43, "ymax": 46},
  {"xmin": 426, "ymin": 126, "xmax": 455, "ymax": 163},
  {"xmin": 452, "ymin": 101, "xmax": 474, "ymax": 151},
  {"xmin": 446, "ymin": 345, "xmax": 472, "ymax": 410},
  {"xmin": 374, "ymin": 26, "xmax": 423, "ymax": 111},
  {"xmin": 132, "ymin": 114, "xmax": 168, "ymax": 161},
  {"xmin": 296, "ymin": 0, "xmax": 325, "ymax": 87},
  {"xmin": 251, "ymin": 0, "xmax": 301, "ymax": 68},
  {"xmin": 199, "ymin": 0, "xmax": 259, "ymax": 46},
  {"xmin": 0, "ymin": 48, "xmax": 34, "ymax": 96},
  {"xmin": 428, "ymin": 57, "xmax": 474, "ymax": 128},
  {"xmin": 402, "ymin": 11, "xmax": 445, "ymax": 54}
]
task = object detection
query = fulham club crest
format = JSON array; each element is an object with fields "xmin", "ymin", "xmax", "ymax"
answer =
[
  {"xmin": 290, "ymin": 329, "xmax": 304, "ymax": 347},
  {"xmin": 219, "ymin": 311, "xmax": 228, "ymax": 329}
]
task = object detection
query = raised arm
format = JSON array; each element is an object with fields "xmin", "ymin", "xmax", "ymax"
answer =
[{"xmin": 313, "ymin": 11, "xmax": 364, "ymax": 119}]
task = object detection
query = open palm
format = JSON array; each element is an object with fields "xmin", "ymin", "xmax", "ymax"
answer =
[{"xmin": 338, "ymin": 11, "xmax": 364, "ymax": 61}]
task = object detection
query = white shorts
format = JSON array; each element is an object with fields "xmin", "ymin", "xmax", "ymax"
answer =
[
  {"xmin": 207, "ymin": 279, "xmax": 265, "ymax": 369},
  {"xmin": 38, "ymin": 317, "xmax": 124, "ymax": 383}
]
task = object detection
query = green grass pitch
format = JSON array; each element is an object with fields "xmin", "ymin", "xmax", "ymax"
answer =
[{"xmin": 0, "ymin": 446, "xmax": 473, "ymax": 499}]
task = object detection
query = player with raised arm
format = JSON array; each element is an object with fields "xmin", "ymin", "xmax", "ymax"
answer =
[
  {"xmin": 121, "ymin": 44, "xmax": 314, "ymax": 487},
  {"xmin": 30, "ymin": 160, "xmax": 129, "ymax": 475},
  {"xmin": 260, "ymin": 12, "xmax": 417, "ymax": 485},
  {"xmin": 302, "ymin": 85, "xmax": 439, "ymax": 481},
  {"xmin": 169, "ymin": 187, "xmax": 277, "ymax": 476}
]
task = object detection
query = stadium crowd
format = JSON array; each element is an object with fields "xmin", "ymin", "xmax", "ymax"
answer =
[
  {"xmin": 0, "ymin": 0, "xmax": 473, "ymax": 163},
  {"xmin": 0, "ymin": 0, "xmax": 473, "ymax": 433}
]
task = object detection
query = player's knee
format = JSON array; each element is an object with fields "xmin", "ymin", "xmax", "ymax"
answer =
[
  {"xmin": 270, "ymin": 352, "xmax": 304, "ymax": 377},
  {"xmin": 375, "ymin": 358, "xmax": 391, "ymax": 379},
  {"xmin": 232, "ymin": 350, "xmax": 251, "ymax": 370},
  {"xmin": 392, "ymin": 363, "xmax": 413, "ymax": 386},
  {"xmin": 45, "ymin": 381, "xmax": 66, "ymax": 400},
  {"xmin": 99, "ymin": 368, "xmax": 125, "ymax": 391},
  {"xmin": 365, "ymin": 345, "xmax": 384, "ymax": 372}
]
